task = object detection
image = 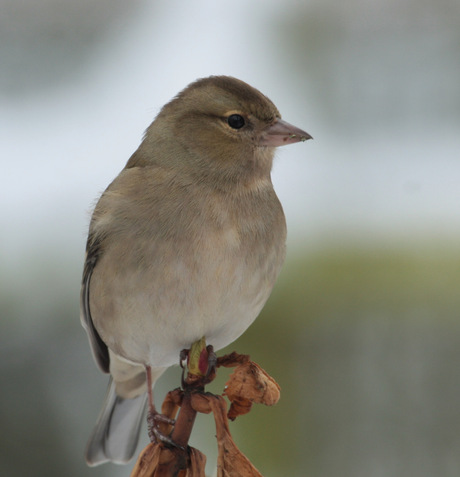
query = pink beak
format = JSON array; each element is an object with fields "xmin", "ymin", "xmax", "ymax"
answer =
[{"xmin": 259, "ymin": 119, "xmax": 312, "ymax": 147}]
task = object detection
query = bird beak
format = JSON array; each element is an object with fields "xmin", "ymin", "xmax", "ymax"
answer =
[{"xmin": 259, "ymin": 119, "xmax": 312, "ymax": 147}]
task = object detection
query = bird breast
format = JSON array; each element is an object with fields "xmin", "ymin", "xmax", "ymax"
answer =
[{"xmin": 89, "ymin": 167, "xmax": 286, "ymax": 367}]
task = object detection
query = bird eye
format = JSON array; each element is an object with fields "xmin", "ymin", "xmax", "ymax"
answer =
[{"xmin": 227, "ymin": 114, "xmax": 245, "ymax": 129}]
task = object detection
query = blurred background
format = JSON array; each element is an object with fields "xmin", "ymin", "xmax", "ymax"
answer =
[{"xmin": 1, "ymin": 0, "xmax": 460, "ymax": 476}]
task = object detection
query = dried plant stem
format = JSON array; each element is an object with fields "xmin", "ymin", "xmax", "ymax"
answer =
[{"xmin": 170, "ymin": 389, "xmax": 199, "ymax": 448}]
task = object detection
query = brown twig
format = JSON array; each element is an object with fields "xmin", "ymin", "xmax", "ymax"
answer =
[{"xmin": 130, "ymin": 348, "xmax": 279, "ymax": 477}]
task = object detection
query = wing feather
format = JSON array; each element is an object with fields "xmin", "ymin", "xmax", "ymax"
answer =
[{"xmin": 80, "ymin": 235, "xmax": 110, "ymax": 373}]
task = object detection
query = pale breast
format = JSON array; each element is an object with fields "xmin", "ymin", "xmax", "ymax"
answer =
[{"xmin": 89, "ymin": 172, "xmax": 286, "ymax": 367}]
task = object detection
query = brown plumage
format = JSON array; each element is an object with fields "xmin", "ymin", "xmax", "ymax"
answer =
[{"xmin": 80, "ymin": 75, "xmax": 311, "ymax": 465}]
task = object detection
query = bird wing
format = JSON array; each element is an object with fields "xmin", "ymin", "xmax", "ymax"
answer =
[{"xmin": 80, "ymin": 234, "xmax": 110, "ymax": 373}]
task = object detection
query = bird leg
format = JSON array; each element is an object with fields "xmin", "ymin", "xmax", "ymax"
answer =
[
  {"xmin": 205, "ymin": 345, "xmax": 217, "ymax": 380},
  {"xmin": 145, "ymin": 365, "xmax": 177, "ymax": 446}
]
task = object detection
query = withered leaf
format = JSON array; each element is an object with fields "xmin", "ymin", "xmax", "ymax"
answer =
[
  {"xmin": 192, "ymin": 393, "xmax": 263, "ymax": 477},
  {"xmin": 223, "ymin": 361, "xmax": 280, "ymax": 420},
  {"xmin": 129, "ymin": 443, "xmax": 160, "ymax": 477},
  {"xmin": 130, "ymin": 443, "xmax": 206, "ymax": 477}
]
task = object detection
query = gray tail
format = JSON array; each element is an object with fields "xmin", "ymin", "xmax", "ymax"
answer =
[{"xmin": 85, "ymin": 378, "xmax": 147, "ymax": 466}]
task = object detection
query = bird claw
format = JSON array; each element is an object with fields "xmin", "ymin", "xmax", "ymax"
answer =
[
  {"xmin": 205, "ymin": 345, "xmax": 217, "ymax": 379},
  {"xmin": 150, "ymin": 424, "xmax": 184, "ymax": 450},
  {"xmin": 148, "ymin": 414, "xmax": 175, "ymax": 427},
  {"xmin": 147, "ymin": 411, "xmax": 183, "ymax": 448}
]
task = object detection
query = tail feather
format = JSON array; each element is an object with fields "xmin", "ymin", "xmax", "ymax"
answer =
[{"xmin": 85, "ymin": 378, "xmax": 147, "ymax": 466}]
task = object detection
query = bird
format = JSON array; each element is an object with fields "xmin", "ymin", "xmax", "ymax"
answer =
[{"xmin": 80, "ymin": 75, "xmax": 311, "ymax": 466}]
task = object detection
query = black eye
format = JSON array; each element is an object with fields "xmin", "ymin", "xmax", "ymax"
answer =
[{"xmin": 227, "ymin": 114, "xmax": 245, "ymax": 129}]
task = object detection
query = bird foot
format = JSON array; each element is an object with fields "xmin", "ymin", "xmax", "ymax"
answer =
[
  {"xmin": 147, "ymin": 410, "xmax": 182, "ymax": 448},
  {"xmin": 205, "ymin": 345, "xmax": 217, "ymax": 377}
]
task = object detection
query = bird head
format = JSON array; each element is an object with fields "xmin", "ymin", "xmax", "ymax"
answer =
[{"xmin": 133, "ymin": 76, "xmax": 311, "ymax": 186}]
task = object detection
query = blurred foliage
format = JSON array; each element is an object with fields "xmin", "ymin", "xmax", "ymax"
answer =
[
  {"xmin": 3, "ymin": 245, "xmax": 459, "ymax": 476},
  {"xmin": 228, "ymin": 246, "xmax": 460, "ymax": 476}
]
